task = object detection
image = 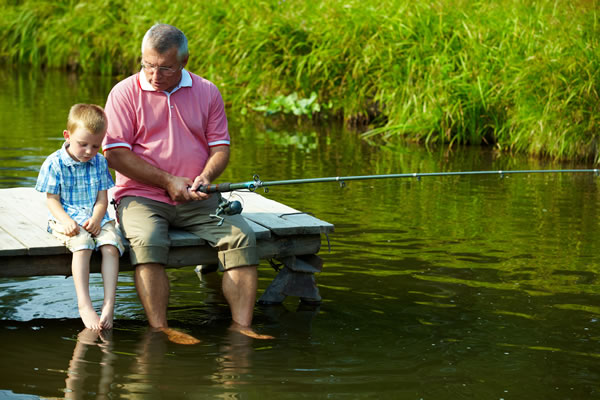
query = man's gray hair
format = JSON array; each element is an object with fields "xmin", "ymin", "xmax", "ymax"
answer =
[{"xmin": 141, "ymin": 24, "xmax": 189, "ymax": 61}]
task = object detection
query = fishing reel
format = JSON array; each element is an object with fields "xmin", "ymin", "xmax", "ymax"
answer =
[{"xmin": 210, "ymin": 197, "xmax": 243, "ymax": 226}]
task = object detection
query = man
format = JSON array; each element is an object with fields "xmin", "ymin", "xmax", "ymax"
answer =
[{"xmin": 103, "ymin": 23, "xmax": 271, "ymax": 343}]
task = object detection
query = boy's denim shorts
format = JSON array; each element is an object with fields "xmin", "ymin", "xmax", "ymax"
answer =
[{"xmin": 49, "ymin": 220, "xmax": 125, "ymax": 255}]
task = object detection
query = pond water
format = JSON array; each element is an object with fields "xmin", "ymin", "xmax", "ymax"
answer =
[{"xmin": 1, "ymin": 68, "xmax": 600, "ymax": 399}]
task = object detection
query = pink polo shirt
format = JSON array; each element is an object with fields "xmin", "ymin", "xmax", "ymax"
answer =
[{"xmin": 103, "ymin": 69, "xmax": 230, "ymax": 205}]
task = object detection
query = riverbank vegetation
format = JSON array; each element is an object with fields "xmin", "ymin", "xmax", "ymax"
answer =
[{"xmin": 1, "ymin": 0, "xmax": 598, "ymax": 161}]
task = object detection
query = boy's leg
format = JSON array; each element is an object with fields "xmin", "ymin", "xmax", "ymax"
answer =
[
  {"xmin": 99, "ymin": 244, "xmax": 119, "ymax": 330},
  {"xmin": 71, "ymin": 249, "xmax": 100, "ymax": 330},
  {"xmin": 94, "ymin": 222, "xmax": 124, "ymax": 330}
]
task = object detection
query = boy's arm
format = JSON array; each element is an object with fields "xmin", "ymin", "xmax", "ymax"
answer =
[
  {"xmin": 82, "ymin": 190, "xmax": 108, "ymax": 236},
  {"xmin": 46, "ymin": 193, "xmax": 80, "ymax": 236}
]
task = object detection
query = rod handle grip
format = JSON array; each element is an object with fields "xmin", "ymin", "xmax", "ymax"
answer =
[{"xmin": 197, "ymin": 183, "xmax": 231, "ymax": 193}]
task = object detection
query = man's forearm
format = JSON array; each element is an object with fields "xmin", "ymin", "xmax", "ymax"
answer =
[
  {"xmin": 105, "ymin": 148, "xmax": 172, "ymax": 190},
  {"xmin": 199, "ymin": 146, "xmax": 230, "ymax": 183}
]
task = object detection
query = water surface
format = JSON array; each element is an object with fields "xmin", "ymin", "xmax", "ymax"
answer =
[{"xmin": 1, "ymin": 69, "xmax": 599, "ymax": 399}]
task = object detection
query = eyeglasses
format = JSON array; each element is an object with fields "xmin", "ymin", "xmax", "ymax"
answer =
[{"xmin": 140, "ymin": 62, "xmax": 181, "ymax": 76}]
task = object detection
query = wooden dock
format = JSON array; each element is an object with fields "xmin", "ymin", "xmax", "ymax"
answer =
[{"xmin": 0, "ymin": 188, "xmax": 334, "ymax": 304}]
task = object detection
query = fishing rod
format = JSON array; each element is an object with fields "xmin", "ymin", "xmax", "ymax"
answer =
[
  {"xmin": 201, "ymin": 169, "xmax": 599, "ymax": 223},
  {"xmin": 199, "ymin": 169, "xmax": 599, "ymax": 194}
]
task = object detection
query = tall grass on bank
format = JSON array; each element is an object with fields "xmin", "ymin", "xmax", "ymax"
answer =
[{"xmin": 0, "ymin": 0, "xmax": 598, "ymax": 161}]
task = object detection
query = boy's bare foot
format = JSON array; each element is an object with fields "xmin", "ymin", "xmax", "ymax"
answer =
[
  {"xmin": 229, "ymin": 322, "xmax": 274, "ymax": 339},
  {"xmin": 99, "ymin": 305, "xmax": 114, "ymax": 330},
  {"xmin": 159, "ymin": 328, "xmax": 201, "ymax": 345},
  {"xmin": 79, "ymin": 306, "xmax": 101, "ymax": 330},
  {"xmin": 77, "ymin": 328, "xmax": 100, "ymax": 345}
]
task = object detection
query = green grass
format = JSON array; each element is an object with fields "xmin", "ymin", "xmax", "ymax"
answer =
[{"xmin": 1, "ymin": 0, "xmax": 598, "ymax": 161}]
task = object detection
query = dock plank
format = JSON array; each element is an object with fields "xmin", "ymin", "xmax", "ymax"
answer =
[
  {"xmin": 0, "ymin": 187, "xmax": 49, "ymax": 230},
  {"xmin": 233, "ymin": 191, "xmax": 334, "ymax": 235},
  {"xmin": 0, "ymin": 187, "xmax": 332, "ymax": 269},
  {"xmin": 0, "ymin": 226, "xmax": 28, "ymax": 255},
  {"xmin": 0, "ymin": 201, "xmax": 67, "ymax": 255}
]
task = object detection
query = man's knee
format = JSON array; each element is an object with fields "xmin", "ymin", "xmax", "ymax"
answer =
[
  {"xmin": 218, "ymin": 247, "xmax": 259, "ymax": 271},
  {"xmin": 223, "ymin": 265, "xmax": 258, "ymax": 286},
  {"xmin": 136, "ymin": 262, "xmax": 165, "ymax": 273}
]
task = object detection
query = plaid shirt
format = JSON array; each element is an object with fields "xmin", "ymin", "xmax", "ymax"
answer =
[{"xmin": 35, "ymin": 142, "xmax": 115, "ymax": 227}]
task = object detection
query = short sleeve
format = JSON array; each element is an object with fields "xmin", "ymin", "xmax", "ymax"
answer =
[
  {"xmin": 96, "ymin": 155, "xmax": 114, "ymax": 191},
  {"xmin": 206, "ymin": 84, "xmax": 230, "ymax": 147},
  {"xmin": 103, "ymin": 77, "xmax": 137, "ymax": 151},
  {"xmin": 35, "ymin": 156, "xmax": 61, "ymax": 194}
]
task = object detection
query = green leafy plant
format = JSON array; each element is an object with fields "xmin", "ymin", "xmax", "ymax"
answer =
[
  {"xmin": 1, "ymin": 0, "xmax": 598, "ymax": 161},
  {"xmin": 253, "ymin": 92, "xmax": 327, "ymax": 117}
]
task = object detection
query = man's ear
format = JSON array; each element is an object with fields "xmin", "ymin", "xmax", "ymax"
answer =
[{"xmin": 181, "ymin": 55, "xmax": 189, "ymax": 69}]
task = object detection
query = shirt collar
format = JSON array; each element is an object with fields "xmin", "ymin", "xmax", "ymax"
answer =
[
  {"xmin": 139, "ymin": 69, "xmax": 192, "ymax": 93},
  {"xmin": 59, "ymin": 142, "xmax": 97, "ymax": 167}
]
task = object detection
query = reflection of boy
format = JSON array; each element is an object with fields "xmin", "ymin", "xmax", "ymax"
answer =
[{"xmin": 35, "ymin": 104, "xmax": 124, "ymax": 330}]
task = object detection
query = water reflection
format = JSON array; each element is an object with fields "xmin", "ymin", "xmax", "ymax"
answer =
[
  {"xmin": 212, "ymin": 329, "xmax": 255, "ymax": 386},
  {"xmin": 64, "ymin": 329, "xmax": 116, "ymax": 400},
  {"xmin": 3, "ymin": 66, "xmax": 600, "ymax": 398}
]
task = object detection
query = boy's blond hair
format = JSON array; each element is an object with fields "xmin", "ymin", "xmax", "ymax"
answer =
[{"xmin": 66, "ymin": 104, "xmax": 107, "ymax": 135}]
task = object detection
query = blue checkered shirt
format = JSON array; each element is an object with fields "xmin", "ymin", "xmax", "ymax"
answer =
[{"xmin": 35, "ymin": 142, "xmax": 115, "ymax": 227}]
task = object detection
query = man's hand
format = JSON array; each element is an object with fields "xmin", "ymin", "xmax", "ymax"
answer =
[
  {"xmin": 189, "ymin": 175, "xmax": 211, "ymax": 201},
  {"xmin": 165, "ymin": 175, "xmax": 195, "ymax": 202}
]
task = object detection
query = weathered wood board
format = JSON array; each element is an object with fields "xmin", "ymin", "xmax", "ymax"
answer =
[{"xmin": 0, "ymin": 188, "xmax": 334, "ymax": 282}]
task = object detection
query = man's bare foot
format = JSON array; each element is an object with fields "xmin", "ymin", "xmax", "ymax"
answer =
[
  {"xmin": 79, "ymin": 306, "xmax": 101, "ymax": 330},
  {"xmin": 229, "ymin": 322, "xmax": 274, "ymax": 339},
  {"xmin": 159, "ymin": 327, "xmax": 201, "ymax": 345},
  {"xmin": 99, "ymin": 304, "xmax": 114, "ymax": 330}
]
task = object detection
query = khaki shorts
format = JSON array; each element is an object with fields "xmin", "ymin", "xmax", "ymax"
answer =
[
  {"xmin": 49, "ymin": 220, "xmax": 125, "ymax": 255},
  {"xmin": 117, "ymin": 195, "xmax": 258, "ymax": 270}
]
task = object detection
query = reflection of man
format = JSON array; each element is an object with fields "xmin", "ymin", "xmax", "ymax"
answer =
[{"xmin": 103, "ymin": 24, "xmax": 272, "ymax": 343}]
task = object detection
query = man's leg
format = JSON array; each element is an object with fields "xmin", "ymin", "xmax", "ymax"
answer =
[
  {"xmin": 135, "ymin": 264, "xmax": 200, "ymax": 344},
  {"xmin": 134, "ymin": 263, "xmax": 169, "ymax": 329},
  {"xmin": 175, "ymin": 200, "xmax": 272, "ymax": 339},
  {"xmin": 222, "ymin": 265, "xmax": 257, "ymax": 327},
  {"xmin": 117, "ymin": 197, "xmax": 198, "ymax": 344},
  {"xmin": 135, "ymin": 262, "xmax": 201, "ymax": 345},
  {"xmin": 223, "ymin": 265, "xmax": 273, "ymax": 339}
]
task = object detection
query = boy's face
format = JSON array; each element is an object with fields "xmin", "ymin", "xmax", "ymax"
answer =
[{"xmin": 63, "ymin": 127, "xmax": 104, "ymax": 163}]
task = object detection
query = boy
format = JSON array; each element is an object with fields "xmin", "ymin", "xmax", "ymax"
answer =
[{"xmin": 36, "ymin": 104, "xmax": 123, "ymax": 330}]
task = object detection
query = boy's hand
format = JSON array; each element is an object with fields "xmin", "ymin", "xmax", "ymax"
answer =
[
  {"xmin": 82, "ymin": 219, "xmax": 101, "ymax": 236},
  {"xmin": 62, "ymin": 219, "xmax": 80, "ymax": 237}
]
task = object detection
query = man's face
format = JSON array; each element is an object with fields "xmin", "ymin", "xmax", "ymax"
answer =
[{"xmin": 141, "ymin": 46, "xmax": 187, "ymax": 92}]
